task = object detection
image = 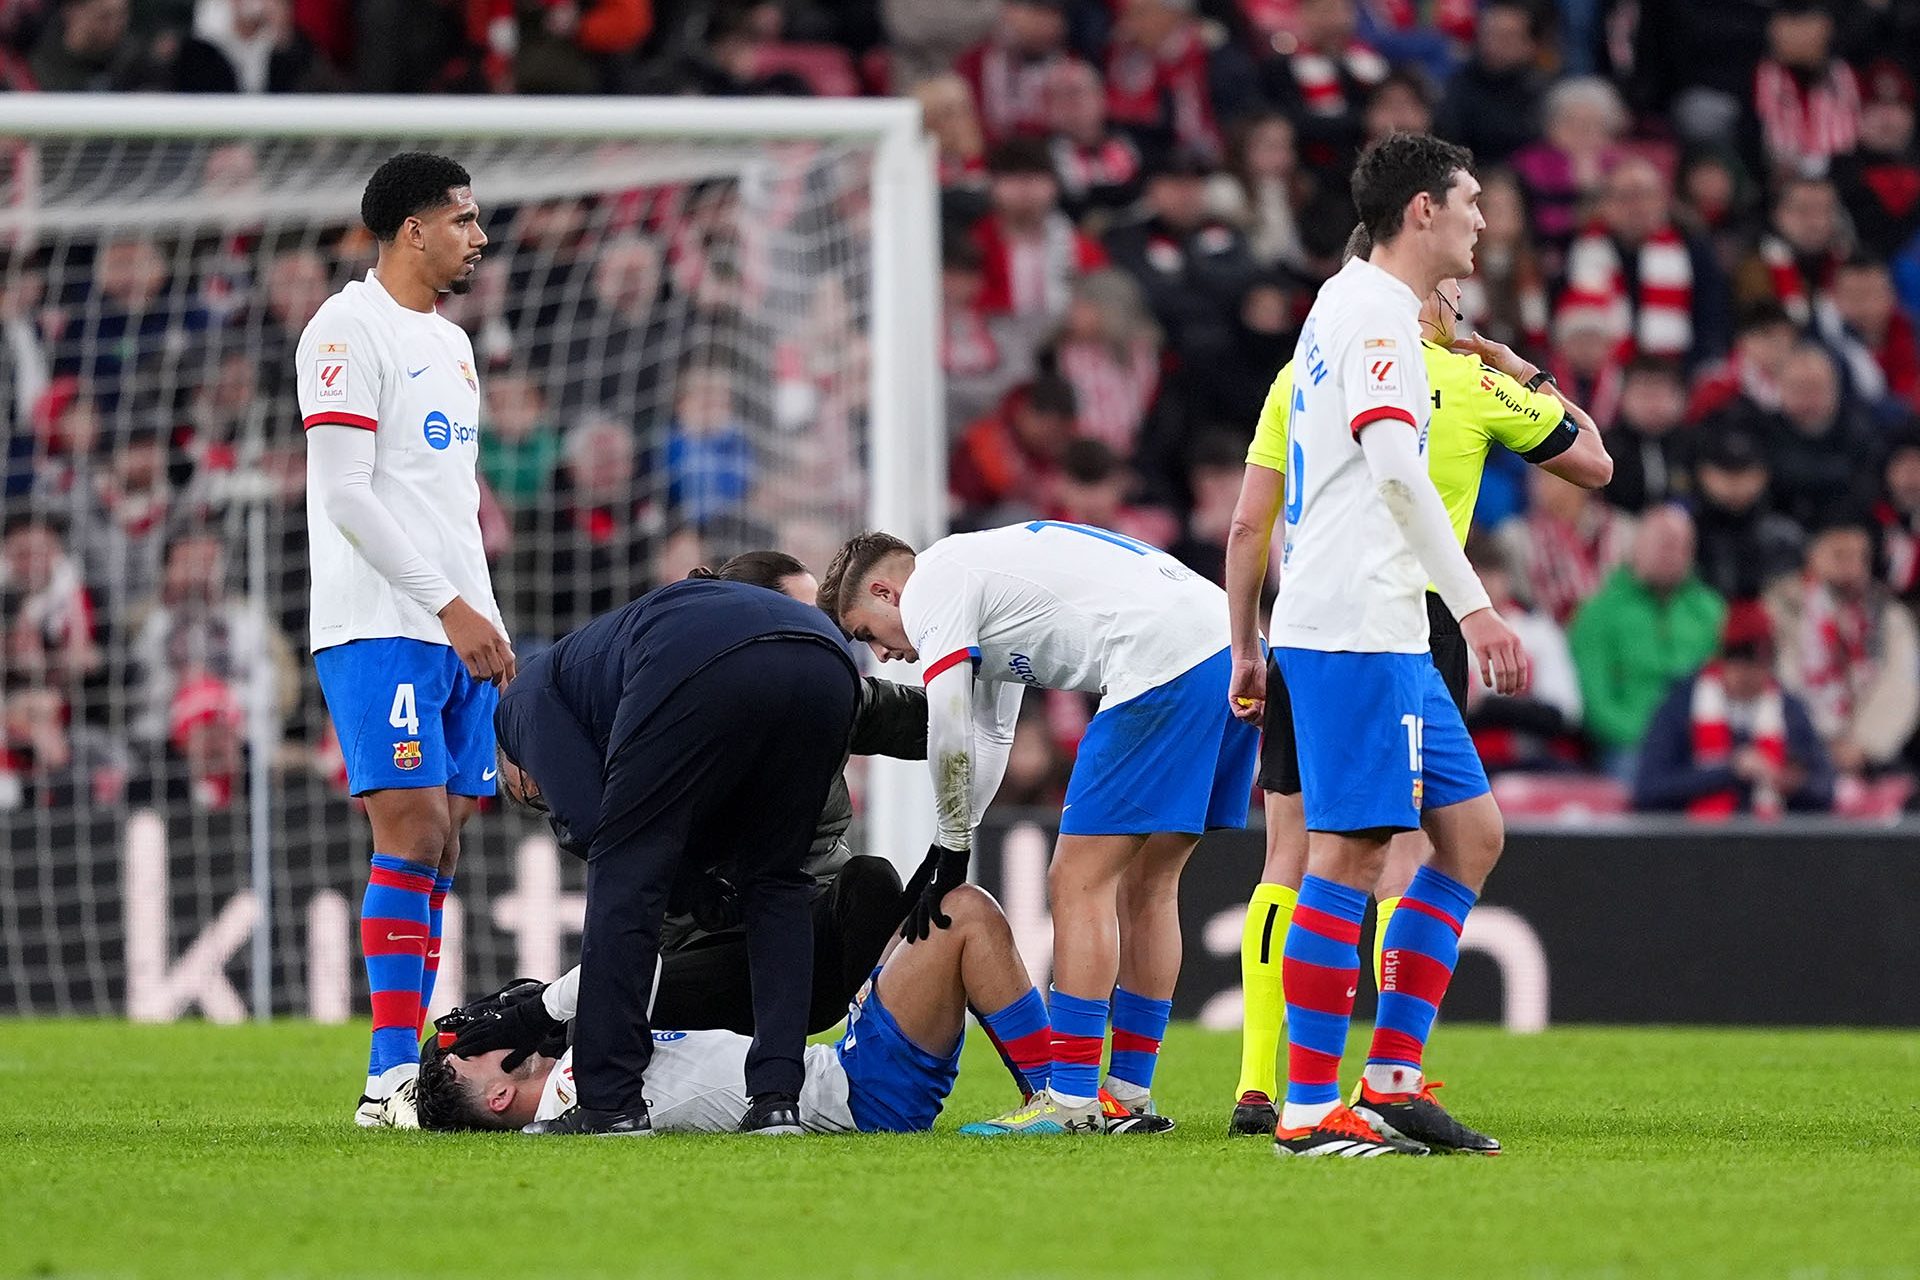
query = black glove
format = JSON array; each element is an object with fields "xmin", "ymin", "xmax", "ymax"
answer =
[
  {"xmin": 688, "ymin": 869, "xmax": 743, "ymax": 934},
  {"xmin": 899, "ymin": 843, "xmax": 969, "ymax": 943},
  {"xmin": 442, "ymin": 981, "xmax": 562, "ymax": 1070}
]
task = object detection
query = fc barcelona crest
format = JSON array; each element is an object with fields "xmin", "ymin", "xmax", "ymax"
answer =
[
  {"xmin": 394, "ymin": 741, "xmax": 422, "ymax": 771},
  {"xmin": 1411, "ymin": 777, "xmax": 1424, "ymax": 811},
  {"xmin": 458, "ymin": 360, "xmax": 476, "ymax": 392}
]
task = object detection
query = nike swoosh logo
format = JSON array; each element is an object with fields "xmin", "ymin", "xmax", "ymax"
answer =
[
  {"xmin": 427, "ymin": 948, "xmax": 441, "ymax": 960},
  {"xmin": 386, "ymin": 932, "xmax": 427, "ymax": 943},
  {"xmin": 408, "ymin": 366, "xmax": 429, "ymax": 378},
  {"xmin": 482, "ymin": 767, "xmax": 498, "ymax": 781},
  {"xmin": 1345, "ymin": 986, "xmax": 1358, "ymax": 999}
]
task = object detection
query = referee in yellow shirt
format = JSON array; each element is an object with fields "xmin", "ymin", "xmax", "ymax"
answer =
[{"xmin": 1223, "ymin": 226, "xmax": 1613, "ymax": 1138}]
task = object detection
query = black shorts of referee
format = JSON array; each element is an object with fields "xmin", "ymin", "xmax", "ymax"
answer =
[{"xmin": 1258, "ymin": 592, "xmax": 1470, "ymax": 796}]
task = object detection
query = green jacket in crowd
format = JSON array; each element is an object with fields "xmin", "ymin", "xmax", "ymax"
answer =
[{"xmin": 1569, "ymin": 567, "xmax": 1727, "ymax": 751}]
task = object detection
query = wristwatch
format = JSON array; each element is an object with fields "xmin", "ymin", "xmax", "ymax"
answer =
[{"xmin": 1524, "ymin": 369, "xmax": 1558, "ymax": 392}]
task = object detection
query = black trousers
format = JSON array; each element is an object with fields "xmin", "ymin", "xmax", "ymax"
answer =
[
  {"xmin": 652, "ymin": 855, "xmax": 907, "ymax": 1036},
  {"xmin": 571, "ymin": 639, "xmax": 859, "ymax": 1111}
]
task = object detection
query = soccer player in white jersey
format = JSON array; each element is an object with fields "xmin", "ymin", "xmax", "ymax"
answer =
[
  {"xmin": 410, "ymin": 883, "xmax": 1046, "ymax": 1136},
  {"xmin": 296, "ymin": 153, "xmax": 515, "ymax": 1126},
  {"xmin": 1257, "ymin": 133, "xmax": 1527, "ymax": 1157},
  {"xmin": 820, "ymin": 522, "xmax": 1259, "ymax": 1136}
]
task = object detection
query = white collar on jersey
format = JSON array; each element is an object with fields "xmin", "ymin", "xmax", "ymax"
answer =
[{"xmin": 1342, "ymin": 255, "xmax": 1422, "ymax": 309}]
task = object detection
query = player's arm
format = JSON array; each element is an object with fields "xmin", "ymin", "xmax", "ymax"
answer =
[
  {"xmin": 1224, "ymin": 365, "xmax": 1293, "ymax": 726},
  {"xmin": 297, "ymin": 317, "xmax": 515, "ymax": 686},
  {"xmin": 897, "ymin": 576, "xmax": 990, "ymax": 939},
  {"xmin": 1349, "ymin": 328, "xmax": 1528, "ymax": 694},
  {"xmin": 1453, "ymin": 335, "xmax": 1612, "ymax": 488}
]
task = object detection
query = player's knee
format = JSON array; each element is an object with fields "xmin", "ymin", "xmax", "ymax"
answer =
[{"xmin": 938, "ymin": 882, "xmax": 995, "ymax": 930}]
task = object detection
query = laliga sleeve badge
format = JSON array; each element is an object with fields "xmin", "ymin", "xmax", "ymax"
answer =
[{"xmin": 394, "ymin": 740, "xmax": 422, "ymax": 771}]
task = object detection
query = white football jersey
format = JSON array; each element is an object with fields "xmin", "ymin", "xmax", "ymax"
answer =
[
  {"xmin": 1269, "ymin": 257, "xmax": 1434, "ymax": 654},
  {"xmin": 900, "ymin": 522, "xmax": 1230, "ymax": 710},
  {"xmin": 534, "ymin": 1035, "xmax": 855, "ymax": 1134},
  {"xmin": 296, "ymin": 271, "xmax": 502, "ymax": 653}
]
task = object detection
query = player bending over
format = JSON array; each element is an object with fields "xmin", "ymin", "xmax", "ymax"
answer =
[
  {"xmin": 412, "ymin": 885, "xmax": 1050, "ymax": 1136},
  {"xmin": 1256, "ymin": 132, "xmax": 1530, "ymax": 1157},
  {"xmin": 297, "ymin": 152, "xmax": 515, "ymax": 1125},
  {"xmin": 1223, "ymin": 223, "xmax": 1611, "ymax": 1142},
  {"xmin": 820, "ymin": 523, "xmax": 1258, "ymax": 1136}
]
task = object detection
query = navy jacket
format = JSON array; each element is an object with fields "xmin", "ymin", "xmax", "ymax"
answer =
[
  {"xmin": 1631, "ymin": 676, "xmax": 1837, "ymax": 814},
  {"xmin": 496, "ymin": 578, "xmax": 858, "ymax": 852}
]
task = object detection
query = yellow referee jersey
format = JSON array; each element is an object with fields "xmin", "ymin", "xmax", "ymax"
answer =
[{"xmin": 1247, "ymin": 341, "xmax": 1574, "ymax": 546}]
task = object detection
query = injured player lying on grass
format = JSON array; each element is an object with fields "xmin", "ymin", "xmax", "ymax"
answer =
[{"xmin": 409, "ymin": 883, "xmax": 1170, "ymax": 1135}]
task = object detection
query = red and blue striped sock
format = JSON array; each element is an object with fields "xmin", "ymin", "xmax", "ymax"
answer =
[
  {"xmin": 1107, "ymin": 987, "xmax": 1172, "ymax": 1092},
  {"xmin": 1047, "ymin": 987, "xmax": 1109, "ymax": 1105},
  {"xmin": 976, "ymin": 987, "xmax": 1051, "ymax": 1098},
  {"xmin": 1280, "ymin": 875, "xmax": 1367, "ymax": 1126},
  {"xmin": 359, "ymin": 854, "xmax": 435, "ymax": 1077},
  {"xmin": 1366, "ymin": 864, "xmax": 1476, "ymax": 1095},
  {"xmin": 417, "ymin": 873, "xmax": 453, "ymax": 1035}
]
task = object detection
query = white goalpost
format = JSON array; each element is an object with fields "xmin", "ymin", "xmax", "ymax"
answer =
[{"xmin": 0, "ymin": 95, "xmax": 941, "ymax": 1019}]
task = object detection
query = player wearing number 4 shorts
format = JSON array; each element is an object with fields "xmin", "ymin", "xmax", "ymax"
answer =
[
  {"xmin": 298, "ymin": 152, "xmax": 515, "ymax": 1126},
  {"xmin": 1223, "ymin": 225, "xmax": 1611, "ymax": 1145},
  {"xmin": 821, "ymin": 521, "xmax": 1258, "ymax": 1136},
  {"xmin": 1233, "ymin": 135, "xmax": 1541, "ymax": 1158}
]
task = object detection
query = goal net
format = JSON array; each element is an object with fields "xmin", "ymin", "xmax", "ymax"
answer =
[{"xmin": 0, "ymin": 96, "xmax": 940, "ymax": 1019}]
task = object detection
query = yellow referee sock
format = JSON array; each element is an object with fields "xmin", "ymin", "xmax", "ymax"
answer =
[
  {"xmin": 1372, "ymin": 896, "xmax": 1403, "ymax": 994},
  {"xmin": 1235, "ymin": 882, "xmax": 1297, "ymax": 1101}
]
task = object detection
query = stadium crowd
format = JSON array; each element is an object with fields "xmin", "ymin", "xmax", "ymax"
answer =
[{"xmin": 3, "ymin": 0, "xmax": 1920, "ymax": 818}]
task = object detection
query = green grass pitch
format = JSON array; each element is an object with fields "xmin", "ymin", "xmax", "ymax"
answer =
[{"xmin": 4, "ymin": 1021, "xmax": 1918, "ymax": 1278}]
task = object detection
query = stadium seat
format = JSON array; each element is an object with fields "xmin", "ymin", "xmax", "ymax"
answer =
[{"xmin": 1489, "ymin": 772, "xmax": 1631, "ymax": 819}]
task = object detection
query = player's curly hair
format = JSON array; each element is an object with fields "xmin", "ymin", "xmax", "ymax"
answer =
[
  {"xmin": 414, "ymin": 1040, "xmax": 504, "ymax": 1132},
  {"xmin": 1351, "ymin": 133, "xmax": 1475, "ymax": 244},
  {"xmin": 817, "ymin": 532, "xmax": 914, "ymax": 628},
  {"xmin": 361, "ymin": 152, "xmax": 472, "ymax": 242}
]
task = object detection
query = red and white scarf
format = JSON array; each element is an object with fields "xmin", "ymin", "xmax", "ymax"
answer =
[
  {"xmin": 1754, "ymin": 59, "xmax": 1860, "ymax": 176},
  {"xmin": 1759, "ymin": 234, "xmax": 1839, "ymax": 327},
  {"xmin": 942, "ymin": 306, "xmax": 1002, "ymax": 379},
  {"xmin": 1522, "ymin": 504, "xmax": 1630, "ymax": 624},
  {"xmin": 1792, "ymin": 579, "xmax": 1875, "ymax": 742},
  {"xmin": 1286, "ymin": 42, "xmax": 1388, "ymax": 117},
  {"xmin": 1876, "ymin": 501, "xmax": 1920, "ymax": 598},
  {"xmin": 973, "ymin": 213, "xmax": 1094, "ymax": 320},
  {"xmin": 1557, "ymin": 222, "xmax": 1693, "ymax": 359},
  {"xmin": 1057, "ymin": 337, "xmax": 1159, "ymax": 455},
  {"xmin": 1689, "ymin": 663, "xmax": 1786, "ymax": 819},
  {"xmin": 964, "ymin": 44, "xmax": 1063, "ymax": 142}
]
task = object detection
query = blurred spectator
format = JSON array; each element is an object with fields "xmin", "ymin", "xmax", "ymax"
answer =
[
  {"xmin": 970, "ymin": 139, "xmax": 1108, "ymax": 323},
  {"xmin": 57, "ymin": 236, "xmax": 209, "ymax": 407},
  {"xmin": 559, "ymin": 232, "xmax": 666, "ymax": 420},
  {"xmin": 504, "ymin": 0, "xmax": 651, "ymax": 95},
  {"xmin": 1050, "ymin": 438, "xmax": 1177, "ymax": 550},
  {"xmin": 125, "ymin": 526, "xmax": 297, "ymax": 745},
  {"xmin": 1823, "ymin": 257, "xmax": 1920, "ymax": 417},
  {"xmin": 1456, "ymin": 168, "xmax": 1548, "ymax": 355},
  {"xmin": 1207, "ymin": 114, "xmax": 1312, "ymax": 274},
  {"xmin": 882, "ymin": 0, "xmax": 996, "ymax": 90},
  {"xmin": 1760, "ymin": 342, "xmax": 1873, "ymax": 529},
  {"xmin": 1675, "ymin": 147, "xmax": 1763, "ymax": 279},
  {"xmin": 1168, "ymin": 430, "xmax": 1250, "ymax": 584},
  {"xmin": 649, "ymin": 522, "xmax": 708, "ymax": 590},
  {"xmin": 0, "ymin": 682, "xmax": 128, "ymax": 813},
  {"xmin": 1102, "ymin": 0, "xmax": 1227, "ymax": 166},
  {"xmin": 76, "ymin": 425, "xmax": 171, "ymax": 621},
  {"xmin": 949, "ymin": 375, "xmax": 1077, "ymax": 520},
  {"xmin": 1570, "ymin": 505, "xmax": 1726, "ymax": 773},
  {"xmin": 140, "ymin": 672, "xmax": 245, "ymax": 811},
  {"xmin": 1557, "ymin": 154, "xmax": 1731, "ymax": 370},
  {"xmin": 1629, "ymin": 0, "xmax": 1772, "ymax": 142},
  {"xmin": 1749, "ymin": 0, "xmax": 1859, "ymax": 181},
  {"xmin": 1434, "ymin": 0, "xmax": 1546, "ymax": 168},
  {"xmin": 1497, "ymin": 469, "xmax": 1634, "ymax": 627},
  {"xmin": 1877, "ymin": 427, "xmax": 1920, "ymax": 605},
  {"xmin": 1605, "ymin": 357, "xmax": 1693, "ymax": 515},
  {"xmin": 940, "ymin": 235, "xmax": 1039, "ymax": 431},
  {"xmin": 479, "ymin": 369, "xmax": 561, "ymax": 509},
  {"xmin": 1045, "ymin": 59, "xmax": 1146, "ymax": 224},
  {"xmin": 1631, "ymin": 600, "xmax": 1835, "ymax": 816},
  {"xmin": 1830, "ymin": 60, "xmax": 1920, "ymax": 262},
  {"xmin": 254, "ymin": 245, "xmax": 332, "ymax": 388},
  {"xmin": 1766, "ymin": 512, "xmax": 1920, "ymax": 778},
  {"xmin": 663, "ymin": 365, "xmax": 754, "ymax": 526},
  {"xmin": 1102, "ymin": 150, "xmax": 1256, "ymax": 359},
  {"xmin": 916, "ymin": 73, "xmax": 989, "ymax": 200},
  {"xmin": 28, "ymin": 0, "xmax": 160, "ymax": 90},
  {"xmin": 531, "ymin": 413, "xmax": 655, "ymax": 637},
  {"xmin": 179, "ymin": 0, "xmax": 331, "ymax": 93},
  {"xmin": 1688, "ymin": 425, "xmax": 1804, "ymax": 604},
  {"xmin": 954, "ymin": 0, "xmax": 1071, "ymax": 144},
  {"xmin": 1738, "ymin": 176, "xmax": 1849, "ymax": 327},
  {"xmin": 1689, "ymin": 301, "xmax": 1796, "ymax": 422},
  {"xmin": 1258, "ymin": 0, "xmax": 1387, "ymax": 175},
  {"xmin": 1544, "ymin": 307, "xmax": 1624, "ymax": 430},
  {"xmin": 0, "ymin": 510, "xmax": 100, "ymax": 689},
  {"xmin": 1511, "ymin": 77, "xmax": 1630, "ymax": 266},
  {"xmin": 1359, "ymin": 67, "xmax": 1434, "ymax": 147},
  {"xmin": 1173, "ymin": 272, "xmax": 1301, "ymax": 439},
  {"xmin": 174, "ymin": 346, "xmax": 267, "ymax": 514},
  {"xmin": 1463, "ymin": 532, "xmax": 1584, "ymax": 774},
  {"xmin": 1048, "ymin": 269, "xmax": 1161, "ymax": 457}
]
